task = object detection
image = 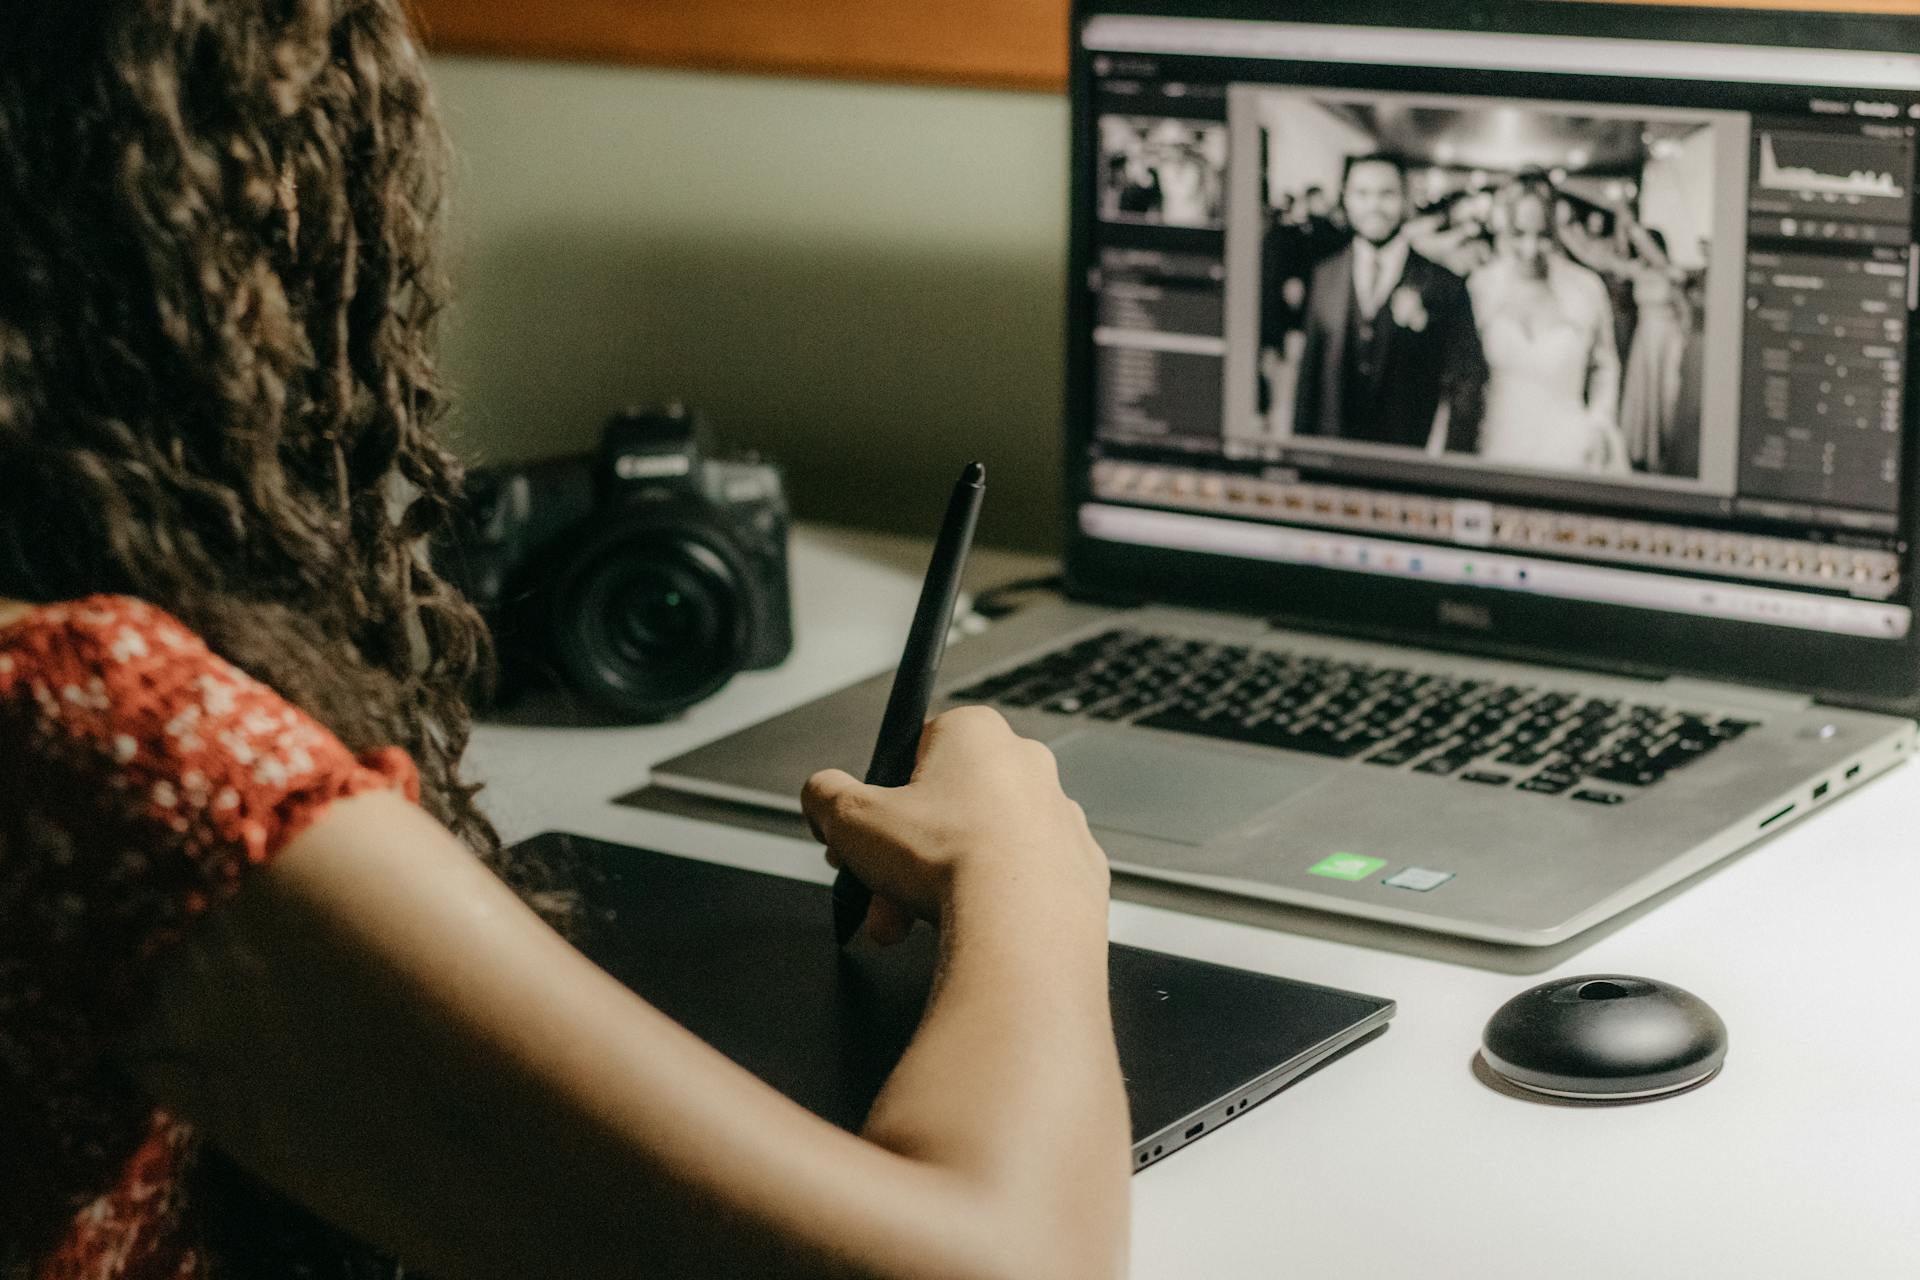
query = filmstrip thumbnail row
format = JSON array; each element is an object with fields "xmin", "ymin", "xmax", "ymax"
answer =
[{"xmin": 1092, "ymin": 461, "xmax": 1901, "ymax": 597}]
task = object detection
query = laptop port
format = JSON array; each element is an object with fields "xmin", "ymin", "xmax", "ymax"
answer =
[
  {"xmin": 1813, "ymin": 781, "xmax": 1830, "ymax": 801},
  {"xmin": 1846, "ymin": 764, "xmax": 1864, "ymax": 781},
  {"xmin": 1185, "ymin": 1121, "xmax": 1206, "ymax": 1139},
  {"xmin": 1760, "ymin": 803, "xmax": 1797, "ymax": 830}
]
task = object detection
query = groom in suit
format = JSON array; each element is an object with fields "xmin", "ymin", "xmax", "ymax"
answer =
[{"xmin": 1292, "ymin": 153, "xmax": 1486, "ymax": 453}]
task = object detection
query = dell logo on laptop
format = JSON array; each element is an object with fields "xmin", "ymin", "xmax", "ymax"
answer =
[{"xmin": 1438, "ymin": 600, "xmax": 1495, "ymax": 632}]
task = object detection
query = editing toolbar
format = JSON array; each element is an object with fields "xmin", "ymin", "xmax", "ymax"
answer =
[
  {"xmin": 1081, "ymin": 501, "xmax": 1911, "ymax": 639},
  {"xmin": 1093, "ymin": 461, "xmax": 1902, "ymax": 599}
]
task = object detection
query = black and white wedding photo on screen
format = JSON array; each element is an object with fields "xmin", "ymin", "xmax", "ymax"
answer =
[
  {"xmin": 1099, "ymin": 115, "xmax": 1230, "ymax": 229},
  {"xmin": 1246, "ymin": 90, "xmax": 1727, "ymax": 483}
]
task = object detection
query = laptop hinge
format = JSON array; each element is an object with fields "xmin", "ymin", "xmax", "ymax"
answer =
[{"xmin": 1658, "ymin": 676, "xmax": 1813, "ymax": 715}]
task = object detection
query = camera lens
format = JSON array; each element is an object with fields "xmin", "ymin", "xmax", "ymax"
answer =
[
  {"xmin": 549, "ymin": 529, "xmax": 750, "ymax": 720},
  {"xmin": 609, "ymin": 573, "xmax": 707, "ymax": 664}
]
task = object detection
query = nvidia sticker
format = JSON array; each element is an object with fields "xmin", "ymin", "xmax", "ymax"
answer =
[{"xmin": 1309, "ymin": 853, "xmax": 1388, "ymax": 882}]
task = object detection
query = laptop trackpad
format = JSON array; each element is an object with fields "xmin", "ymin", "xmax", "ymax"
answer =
[{"xmin": 1053, "ymin": 729, "xmax": 1327, "ymax": 847}]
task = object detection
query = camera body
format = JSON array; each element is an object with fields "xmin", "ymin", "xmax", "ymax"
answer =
[{"xmin": 445, "ymin": 406, "xmax": 793, "ymax": 721}]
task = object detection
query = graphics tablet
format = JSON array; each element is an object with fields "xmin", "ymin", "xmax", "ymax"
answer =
[{"xmin": 523, "ymin": 833, "xmax": 1395, "ymax": 1170}]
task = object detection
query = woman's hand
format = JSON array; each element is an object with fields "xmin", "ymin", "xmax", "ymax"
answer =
[
  {"xmin": 1586, "ymin": 417, "xmax": 1633, "ymax": 474},
  {"xmin": 802, "ymin": 706, "xmax": 1110, "ymax": 945}
]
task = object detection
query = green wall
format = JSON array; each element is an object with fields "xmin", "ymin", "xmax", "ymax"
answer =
[{"xmin": 430, "ymin": 58, "xmax": 1071, "ymax": 552}]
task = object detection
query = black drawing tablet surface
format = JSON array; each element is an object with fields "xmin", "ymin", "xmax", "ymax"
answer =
[{"xmin": 525, "ymin": 833, "xmax": 1395, "ymax": 1168}]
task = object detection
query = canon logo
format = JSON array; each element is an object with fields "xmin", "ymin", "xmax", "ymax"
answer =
[
  {"xmin": 1438, "ymin": 600, "xmax": 1495, "ymax": 632},
  {"xmin": 615, "ymin": 454, "xmax": 692, "ymax": 481}
]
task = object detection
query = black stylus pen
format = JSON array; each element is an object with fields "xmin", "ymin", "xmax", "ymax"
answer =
[{"xmin": 831, "ymin": 461, "xmax": 987, "ymax": 946}]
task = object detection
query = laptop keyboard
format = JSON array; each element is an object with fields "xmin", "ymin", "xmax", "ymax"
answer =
[{"xmin": 951, "ymin": 630, "xmax": 1758, "ymax": 806}]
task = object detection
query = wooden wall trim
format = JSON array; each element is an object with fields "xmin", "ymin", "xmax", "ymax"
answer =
[
  {"xmin": 410, "ymin": 0, "xmax": 1071, "ymax": 93},
  {"xmin": 409, "ymin": 1, "xmax": 1917, "ymax": 94}
]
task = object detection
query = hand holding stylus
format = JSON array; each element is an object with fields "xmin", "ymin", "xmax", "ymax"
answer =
[
  {"xmin": 807, "ymin": 704, "xmax": 1113, "ymax": 946},
  {"xmin": 827, "ymin": 463, "xmax": 985, "ymax": 946}
]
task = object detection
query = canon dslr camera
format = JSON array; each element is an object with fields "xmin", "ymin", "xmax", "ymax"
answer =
[{"xmin": 444, "ymin": 406, "xmax": 792, "ymax": 721}]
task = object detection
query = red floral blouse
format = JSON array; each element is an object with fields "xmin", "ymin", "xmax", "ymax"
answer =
[{"xmin": 0, "ymin": 597, "xmax": 418, "ymax": 1279}]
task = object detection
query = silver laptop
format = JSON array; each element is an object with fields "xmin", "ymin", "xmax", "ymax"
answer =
[{"xmin": 655, "ymin": 0, "xmax": 1920, "ymax": 947}]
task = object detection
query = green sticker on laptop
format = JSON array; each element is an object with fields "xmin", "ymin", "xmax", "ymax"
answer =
[{"xmin": 1309, "ymin": 853, "xmax": 1388, "ymax": 882}]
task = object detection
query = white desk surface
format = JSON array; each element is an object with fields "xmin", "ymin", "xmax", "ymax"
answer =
[{"xmin": 469, "ymin": 526, "xmax": 1920, "ymax": 1280}]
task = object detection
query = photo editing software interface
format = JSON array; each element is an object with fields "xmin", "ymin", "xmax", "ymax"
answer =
[{"xmin": 1081, "ymin": 15, "xmax": 1920, "ymax": 640}]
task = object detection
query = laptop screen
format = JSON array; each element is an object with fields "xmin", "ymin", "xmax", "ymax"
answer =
[{"xmin": 1074, "ymin": 8, "xmax": 1920, "ymax": 644}]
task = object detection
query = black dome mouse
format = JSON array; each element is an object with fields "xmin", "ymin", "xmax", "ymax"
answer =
[{"xmin": 1482, "ymin": 975, "xmax": 1727, "ymax": 1101}]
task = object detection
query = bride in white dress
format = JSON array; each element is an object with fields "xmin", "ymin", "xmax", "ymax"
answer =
[{"xmin": 1467, "ymin": 177, "xmax": 1625, "ymax": 473}]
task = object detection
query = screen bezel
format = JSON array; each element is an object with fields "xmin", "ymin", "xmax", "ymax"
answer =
[{"xmin": 1064, "ymin": 0, "xmax": 1920, "ymax": 716}]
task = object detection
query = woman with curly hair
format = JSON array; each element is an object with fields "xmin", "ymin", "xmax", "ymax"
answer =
[{"xmin": 0, "ymin": 3, "xmax": 1129, "ymax": 1277}]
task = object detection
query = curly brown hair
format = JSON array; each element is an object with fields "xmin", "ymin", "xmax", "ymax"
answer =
[{"xmin": 0, "ymin": 1, "xmax": 575, "ymax": 1273}]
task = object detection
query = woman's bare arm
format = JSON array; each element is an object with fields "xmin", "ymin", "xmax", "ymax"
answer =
[
  {"xmin": 121, "ymin": 709, "xmax": 1129, "ymax": 1280},
  {"xmin": 1622, "ymin": 216, "xmax": 1673, "ymax": 274}
]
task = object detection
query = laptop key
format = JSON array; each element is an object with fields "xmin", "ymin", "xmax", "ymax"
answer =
[
  {"xmin": 1462, "ymin": 771, "xmax": 1514, "ymax": 786},
  {"xmin": 1572, "ymin": 790, "xmax": 1626, "ymax": 806},
  {"xmin": 1267, "ymin": 728, "xmax": 1375, "ymax": 759},
  {"xmin": 1589, "ymin": 763, "xmax": 1659, "ymax": 787}
]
